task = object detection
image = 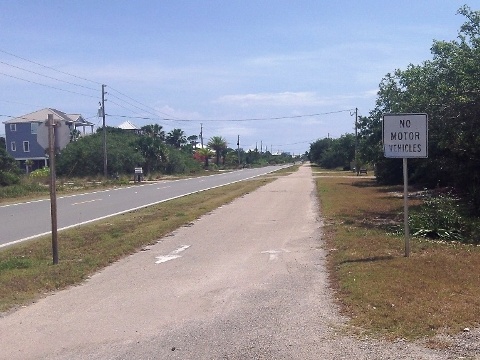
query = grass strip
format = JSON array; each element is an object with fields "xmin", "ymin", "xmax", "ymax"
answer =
[
  {"xmin": 315, "ymin": 172, "xmax": 480, "ymax": 339},
  {"xmin": 0, "ymin": 173, "xmax": 285, "ymax": 314}
]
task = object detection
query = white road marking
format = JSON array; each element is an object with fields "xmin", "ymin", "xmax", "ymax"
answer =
[
  {"xmin": 1, "ymin": 166, "xmax": 288, "ymax": 248},
  {"xmin": 155, "ymin": 245, "xmax": 191, "ymax": 264},
  {"xmin": 261, "ymin": 249, "xmax": 290, "ymax": 261},
  {"xmin": 71, "ymin": 199, "xmax": 102, "ymax": 206}
]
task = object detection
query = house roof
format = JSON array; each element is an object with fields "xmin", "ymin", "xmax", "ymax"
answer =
[
  {"xmin": 3, "ymin": 108, "xmax": 92, "ymax": 126},
  {"xmin": 118, "ymin": 120, "xmax": 139, "ymax": 130},
  {"xmin": 67, "ymin": 114, "xmax": 94, "ymax": 127}
]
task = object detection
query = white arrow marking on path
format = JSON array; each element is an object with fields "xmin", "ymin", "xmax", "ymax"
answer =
[
  {"xmin": 155, "ymin": 245, "xmax": 191, "ymax": 264},
  {"xmin": 261, "ymin": 249, "xmax": 290, "ymax": 261}
]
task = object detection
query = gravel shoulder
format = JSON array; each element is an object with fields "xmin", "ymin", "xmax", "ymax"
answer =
[{"xmin": 0, "ymin": 165, "xmax": 477, "ymax": 359}]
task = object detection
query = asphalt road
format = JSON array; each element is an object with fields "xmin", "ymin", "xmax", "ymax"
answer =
[{"xmin": 0, "ymin": 165, "xmax": 287, "ymax": 247}]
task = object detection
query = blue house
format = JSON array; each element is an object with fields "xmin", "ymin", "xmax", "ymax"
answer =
[{"xmin": 3, "ymin": 108, "xmax": 94, "ymax": 172}]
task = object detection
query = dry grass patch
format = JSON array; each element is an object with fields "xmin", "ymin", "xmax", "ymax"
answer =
[
  {"xmin": 0, "ymin": 177, "xmax": 274, "ymax": 314},
  {"xmin": 316, "ymin": 175, "xmax": 480, "ymax": 339}
]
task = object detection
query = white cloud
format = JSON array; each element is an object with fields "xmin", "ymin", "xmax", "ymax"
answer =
[
  {"xmin": 153, "ymin": 105, "xmax": 201, "ymax": 120},
  {"xmin": 215, "ymin": 92, "xmax": 328, "ymax": 107},
  {"xmin": 214, "ymin": 91, "xmax": 376, "ymax": 108}
]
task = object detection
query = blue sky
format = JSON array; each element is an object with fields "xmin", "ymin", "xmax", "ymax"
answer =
[{"xmin": 0, "ymin": 1, "xmax": 470, "ymax": 154}]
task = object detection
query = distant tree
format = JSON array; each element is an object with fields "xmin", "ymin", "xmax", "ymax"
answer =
[
  {"xmin": 187, "ymin": 135, "xmax": 198, "ymax": 148},
  {"xmin": 196, "ymin": 148, "xmax": 213, "ymax": 168},
  {"xmin": 224, "ymin": 149, "xmax": 241, "ymax": 167},
  {"xmin": 136, "ymin": 135, "xmax": 167, "ymax": 174},
  {"xmin": 141, "ymin": 124, "xmax": 165, "ymax": 140},
  {"xmin": 70, "ymin": 129, "xmax": 81, "ymax": 142},
  {"xmin": 57, "ymin": 130, "xmax": 143, "ymax": 176},
  {"xmin": 245, "ymin": 149, "xmax": 259, "ymax": 165},
  {"xmin": 207, "ymin": 136, "xmax": 227, "ymax": 166},
  {"xmin": 358, "ymin": 5, "xmax": 480, "ymax": 213},
  {"xmin": 25, "ymin": 159, "xmax": 33, "ymax": 175},
  {"xmin": 309, "ymin": 138, "xmax": 333, "ymax": 165},
  {"xmin": 309, "ymin": 135, "xmax": 355, "ymax": 169},
  {"xmin": 0, "ymin": 147, "xmax": 21, "ymax": 185},
  {"xmin": 166, "ymin": 128, "xmax": 187, "ymax": 148},
  {"xmin": 164, "ymin": 147, "xmax": 202, "ymax": 174}
]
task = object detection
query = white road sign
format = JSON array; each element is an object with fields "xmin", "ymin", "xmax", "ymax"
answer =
[{"xmin": 383, "ymin": 113, "xmax": 428, "ymax": 158}]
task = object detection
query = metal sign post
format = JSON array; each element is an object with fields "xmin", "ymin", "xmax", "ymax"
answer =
[
  {"xmin": 403, "ymin": 158, "xmax": 410, "ymax": 256},
  {"xmin": 383, "ymin": 113, "xmax": 428, "ymax": 257}
]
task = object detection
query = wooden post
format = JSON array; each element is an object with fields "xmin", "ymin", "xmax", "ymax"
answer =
[
  {"xmin": 102, "ymin": 84, "xmax": 107, "ymax": 178},
  {"xmin": 48, "ymin": 114, "xmax": 59, "ymax": 264}
]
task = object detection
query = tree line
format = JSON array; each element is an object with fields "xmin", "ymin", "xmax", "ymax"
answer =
[
  {"xmin": 309, "ymin": 6, "xmax": 480, "ymax": 215},
  {"xmin": 56, "ymin": 125, "xmax": 294, "ymax": 178},
  {"xmin": 0, "ymin": 124, "xmax": 295, "ymax": 185}
]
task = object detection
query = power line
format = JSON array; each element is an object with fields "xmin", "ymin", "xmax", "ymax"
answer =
[
  {"xmin": 0, "ymin": 49, "xmax": 355, "ymax": 139},
  {"xmin": 107, "ymin": 86, "xmax": 178, "ymax": 119},
  {"xmin": 0, "ymin": 72, "xmax": 98, "ymax": 99},
  {"xmin": 0, "ymin": 48, "xmax": 102, "ymax": 86},
  {"xmin": 273, "ymin": 139, "xmax": 318, "ymax": 147},
  {"xmin": 106, "ymin": 109, "xmax": 355, "ymax": 123},
  {"xmin": 164, "ymin": 109, "xmax": 355, "ymax": 122},
  {"xmin": 0, "ymin": 98, "xmax": 45, "ymax": 109},
  {"xmin": 0, "ymin": 60, "xmax": 98, "ymax": 92},
  {"xmin": 107, "ymin": 93, "xmax": 163, "ymax": 119}
]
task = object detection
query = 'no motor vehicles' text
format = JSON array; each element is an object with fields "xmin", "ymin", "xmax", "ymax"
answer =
[{"xmin": 383, "ymin": 114, "xmax": 428, "ymax": 158}]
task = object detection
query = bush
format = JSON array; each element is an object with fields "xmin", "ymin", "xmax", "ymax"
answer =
[
  {"xmin": 0, "ymin": 171, "xmax": 20, "ymax": 186},
  {"xmin": 30, "ymin": 168, "xmax": 50, "ymax": 178},
  {"xmin": 164, "ymin": 148, "xmax": 202, "ymax": 174},
  {"xmin": 409, "ymin": 190, "xmax": 466, "ymax": 242}
]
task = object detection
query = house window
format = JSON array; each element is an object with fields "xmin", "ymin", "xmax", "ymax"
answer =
[
  {"xmin": 10, "ymin": 124, "xmax": 16, "ymax": 132},
  {"xmin": 31, "ymin": 122, "xmax": 39, "ymax": 134},
  {"xmin": 23, "ymin": 141, "xmax": 30, "ymax": 152},
  {"xmin": 11, "ymin": 142, "xmax": 16, "ymax": 151}
]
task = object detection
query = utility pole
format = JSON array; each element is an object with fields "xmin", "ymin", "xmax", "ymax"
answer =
[
  {"xmin": 260, "ymin": 140, "xmax": 263, "ymax": 155},
  {"xmin": 355, "ymin": 107, "xmax": 359, "ymax": 176},
  {"xmin": 200, "ymin": 123, "xmax": 203, "ymax": 148},
  {"xmin": 48, "ymin": 114, "xmax": 58, "ymax": 265},
  {"xmin": 102, "ymin": 84, "xmax": 107, "ymax": 178},
  {"xmin": 237, "ymin": 135, "xmax": 240, "ymax": 166}
]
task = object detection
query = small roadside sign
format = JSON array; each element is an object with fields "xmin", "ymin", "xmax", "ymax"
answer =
[
  {"xmin": 37, "ymin": 120, "xmax": 71, "ymax": 150},
  {"xmin": 382, "ymin": 112, "xmax": 428, "ymax": 258},
  {"xmin": 383, "ymin": 113, "xmax": 428, "ymax": 158}
]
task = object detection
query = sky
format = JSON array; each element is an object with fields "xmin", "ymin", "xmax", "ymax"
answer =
[{"xmin": 0, "ymin": 1, "xmax": 472, "ymax": 155}]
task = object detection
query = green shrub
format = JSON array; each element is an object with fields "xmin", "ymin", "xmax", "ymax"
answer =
[
  {"xmin": 409, "ymin": 190, "xmax": 465, "ymax": 241},
  {"xmin": 30, "ymin": 167, "xmax": 50, "ymax": 178},
  {"xmin": 0, "ymin": 171, "xmax": 20, "ymax": 186}
]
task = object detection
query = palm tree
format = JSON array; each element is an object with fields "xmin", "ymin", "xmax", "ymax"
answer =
[
  {"xmin": 137, "ymin": 136, "xmax": 167, "ymax": 173},
  {"xmin": 207, "ymin": 136, "xmax": 227, "ymax": 166},
  {"xmin": 25, "ymin": 159, "xmax": 33, "ymax": 175},
  {"xmin": 166, "ymin": 128, "xmax": 187, "ymax": 148},
  {"xmin": 187, "ymin": 135, "xmax": 199, "ymax": 148},
  {"xmin": 141, "ymin": 124, "xmax": 165, "ymax": 140},
  {"xmin": 197, "ymin": 147, "xmax": 213, "ymax": 168}
]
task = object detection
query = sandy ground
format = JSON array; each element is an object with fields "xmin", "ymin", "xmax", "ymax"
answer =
[{"xmin": 0, "ymin": 165, "xmax": 477, "ymax": 359}]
